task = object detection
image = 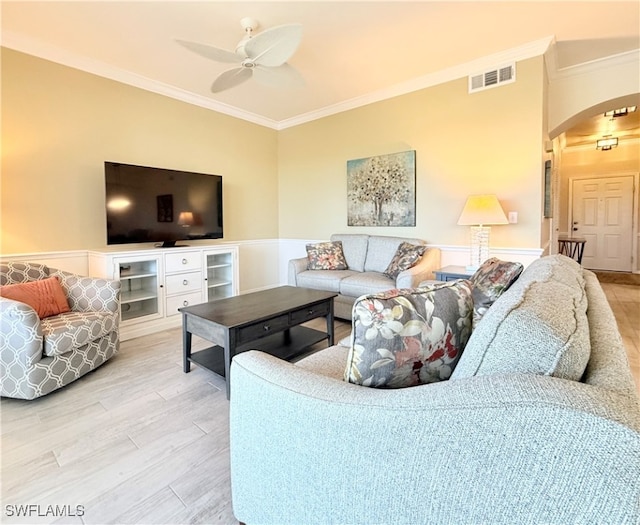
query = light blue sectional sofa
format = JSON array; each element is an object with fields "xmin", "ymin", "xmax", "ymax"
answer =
[
  {"xmin": 230, "ymin": 255, "xmax": 640, "ymax": 524},
  {"xmin": 288, "ymin": 233, "xmax": 441, "ymax": 319}
]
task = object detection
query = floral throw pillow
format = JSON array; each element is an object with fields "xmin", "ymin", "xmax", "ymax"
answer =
[
  {"xmin": 306, "ymin": 241, "xmax": 348, "ymax": 270},
  {"xmin": 383, "ymin": 242, "xmax": 427, "ymax": 280},
  {"xmin": 344, "ymin": 280, "xmax": 473, "ymax": 388},
  {"xmin": 470, "ymin": 258, "xmax": 524, "ymax": 328}
]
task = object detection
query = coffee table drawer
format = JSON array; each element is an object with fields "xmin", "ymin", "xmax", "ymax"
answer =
[
  {"xmin": 290, "ymin": 301, "xmax": 330, "ymax": 324},
  {"xmin": 238, "ymin": 314, "xmax": 290, "ymax": 344}
]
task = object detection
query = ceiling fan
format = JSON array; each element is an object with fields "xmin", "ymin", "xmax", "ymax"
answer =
[{"xmin": 176, "ymin": 17, "xmax": 303, "ymax": 93}]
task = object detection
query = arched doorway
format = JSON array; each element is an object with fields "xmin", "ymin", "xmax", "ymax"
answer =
[{"xmin": 550, "ymin": 96, "xmax": 640, "ymax": 273}]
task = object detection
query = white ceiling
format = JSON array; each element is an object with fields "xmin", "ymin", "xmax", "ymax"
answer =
[{"xmin": 2, "ymin": 1, "xmax": 639, "ymax": 134}]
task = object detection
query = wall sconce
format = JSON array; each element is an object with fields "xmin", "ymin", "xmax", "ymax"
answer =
[
  {"xmin": 596, "ymin": 136, "xmax": 618, "ymax": 151},
  {"xmin": 457, "ymin": 194, "xmax": 508, "ymax": 271}
]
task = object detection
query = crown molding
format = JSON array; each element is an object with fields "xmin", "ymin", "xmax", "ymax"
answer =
[
  {"xmin": 3, "ymin": 30, "xmax": 551, "ymax": 130},
  {"xmin": 276, "ymin": 36, "xmax": 554, "ymax": 130},
  {"xmin": 546, "ymin": 46, "xmax": 640, "ymax": 81},
  {"xmin": 1, "ymin": 31, "xmax": 281, "ymax": 129}
]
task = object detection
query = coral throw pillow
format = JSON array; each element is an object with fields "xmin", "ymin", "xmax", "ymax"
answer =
[
  {"xmin": 344, "ymin": 280, "xmax": 474, "ymax": 388},
  {"xmin": 0, "ymin": 277, "xmax": 70, "ymax": 319},
  {"xmin": 306, "ymin": 241, "xmax": 349, "ymax": 270}
]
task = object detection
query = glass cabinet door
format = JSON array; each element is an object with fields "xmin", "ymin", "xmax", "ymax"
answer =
[
  {"xmin": 204, "ymin": 250, "xmax": 236, "ymax": 302},
  {"xmin": 116, "ymin": 256, "xmax": 162, "ymax": 321}
]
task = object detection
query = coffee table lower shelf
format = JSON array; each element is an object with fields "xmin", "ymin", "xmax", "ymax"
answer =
[{"xmin": 188, "ymin": 325, "xmax": 329, "ymax": 378}]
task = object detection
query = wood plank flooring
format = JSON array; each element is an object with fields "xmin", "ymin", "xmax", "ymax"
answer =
[
  {"xmin": 1, "ymin": 319, "xmax": 351, "ymax": 525},
  {"xmin": 1, "ymin": 283, "xmax": 638, "ymax": 524}
]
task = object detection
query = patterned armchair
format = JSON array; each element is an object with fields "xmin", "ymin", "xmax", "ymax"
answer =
[{"xmin": 0, "ymin": 262, "xmax": 121, "ymax": 399}]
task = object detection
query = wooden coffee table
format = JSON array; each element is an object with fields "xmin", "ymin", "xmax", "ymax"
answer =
[{"xmin": 179, "ymin": 286, "xmax": 337, "ymax": 398}]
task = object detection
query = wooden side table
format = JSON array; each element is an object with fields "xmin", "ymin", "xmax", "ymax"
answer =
[
  {"xmin": 434, "ymin": 265, "xmax": 475, "ymax": 281},
  {"xmin": 558, "ymin": 236, "xmax": 587, "ymax": 264}
]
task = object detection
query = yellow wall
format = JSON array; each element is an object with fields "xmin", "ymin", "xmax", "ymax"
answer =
[
  {"xmin": 2, "ymin": 49, "xmax": 547, "ymax": 255},
  {"xmin": 1, "ymin": 49, "xmax": 279, "ymax": 253},
  {"xmin": 278, "ymin": 57, "xmax": 546, "ymax": 249}
]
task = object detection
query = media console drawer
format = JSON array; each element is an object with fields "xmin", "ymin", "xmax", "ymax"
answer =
[
  {"xmin": 165, "ymin": 251, "xmax": 201, "ymax": 273},
  {"xmin": 165, "ymin": 271, "xmax": 203, "ymax": 294},
  {"xmin": 166, "ymin": 292, "xmax": 203, "ymax": 317}
]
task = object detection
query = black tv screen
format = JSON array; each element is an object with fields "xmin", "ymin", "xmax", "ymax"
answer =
[{"xmin": 105, "ymin": 162, "xmax": 223, "ymax": 247}]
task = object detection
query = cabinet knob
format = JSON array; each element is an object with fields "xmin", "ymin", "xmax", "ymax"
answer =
[
  {"xmin": 308, "ymin": 309, "xmax": 314, "ymax": 315},
  {"xmin": 183, "ymin": 300, "xmax": 189, "ymax": 306},
  {"xmin": 182, "ymin": 258, "xmax": 188, "ymax": 264},
  {"xmin": 263, "ymin": 325, "xmax": 271, "ymax": 332},
  {"xmin": 183, "ymin": 279, "xmax": 188, "ymax": 285}
]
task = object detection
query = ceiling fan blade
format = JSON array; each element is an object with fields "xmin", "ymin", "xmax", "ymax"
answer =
[
  {"xmin": 175, "ymin": 39, "xmax": 241, "ymax": 64},
  {"xmin": 244, "ymin": 24, "xmax": 302, "ymax": 67},
  {"xmin": 253, "ymin": 63, "xmax": 305, "ymax": 89},
  {"xmin": 211, "ymin": 67, "xmax": 252, "ymax": 93}
]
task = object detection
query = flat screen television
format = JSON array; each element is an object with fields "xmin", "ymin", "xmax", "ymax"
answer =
[{"xmin": 104, "ymin": 161, "xmax": 223, "ymax": 247}]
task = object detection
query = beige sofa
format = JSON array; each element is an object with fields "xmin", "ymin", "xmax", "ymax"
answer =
[
  {"xmin": 288, "ymin": 233, "xmax": 441, "ymax": 319},
  {"xmin": 231, "ymin": 255, "xmax": 640, "ymax": 524}
]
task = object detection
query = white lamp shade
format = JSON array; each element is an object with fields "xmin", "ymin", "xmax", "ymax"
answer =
[
  {"xmin": 177, "ymin": 211, "xmax": 195, "ymax": 226},
  {"xmin": 457, "ymin": 194, "xmax": 508, "ymax": 226}
]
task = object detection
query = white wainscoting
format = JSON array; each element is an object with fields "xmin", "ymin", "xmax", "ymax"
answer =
[
  {"xmin": 1, "ymin": 239, "xmax": 545, "ymax": 294},
  {"xmin": 0, "ymin": 250, "xmax": 89, "ymax": 275},
  {"xmin": 277, "ymin": 238, "xmax": 544, "ymax": 283}
]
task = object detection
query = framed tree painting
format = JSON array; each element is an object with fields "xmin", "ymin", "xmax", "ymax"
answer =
[{"xmin": 347, "ymin": 150, "xmax": 416, "ymax": 226}]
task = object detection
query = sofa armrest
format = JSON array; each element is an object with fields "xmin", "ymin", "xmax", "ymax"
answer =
[
  {"xmin": 230, "ymin": 350, "xmax": 640, "ymax": 525},
  {"xmin": 51, "ymin": 269, "xmax": 121, "ymax": 313},
  {"xmin": 0, "ymin": 298, "xmax": 43, "ymax": 368},
  {"xmin": 287, "ymin": 257, "xmax": 309, "ymax": 286},
  {"xmin": 395, "ymin": 246, "xmax": 441, "ymax": 288}
]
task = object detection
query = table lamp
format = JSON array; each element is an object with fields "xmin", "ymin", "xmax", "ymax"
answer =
[{"xmin": 457, "ymin": 194, "xmax": 508, "ymax": 271}]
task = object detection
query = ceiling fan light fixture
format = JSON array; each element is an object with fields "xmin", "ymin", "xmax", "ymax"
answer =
[{"xmin": 177, "ymin": 18, "xmax": 302, "ymax": 93}]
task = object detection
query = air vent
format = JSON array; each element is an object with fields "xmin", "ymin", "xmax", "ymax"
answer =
[{"xmin": 468, "ymin": 63, "xmax": 516, "ymax": 93}]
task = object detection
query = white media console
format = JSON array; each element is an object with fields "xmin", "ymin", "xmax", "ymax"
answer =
[{"xmin": 88, "ymin": 245, "xmax": 239, "ymax": 341}]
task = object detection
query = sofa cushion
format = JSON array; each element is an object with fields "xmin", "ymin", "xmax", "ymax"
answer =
[
  {"xmin": 330, "ymin": 234, "xmax": 369, "ymax": 272},
  {"xmin": 384, "ymin": 242, "xmax": 427, "ymax": 280},
  {"xmin": 364, "ymin": 236, "xmax": 425, "ymax": 273},
  {"xmin": 344, "ymin": 280, "xmax": 473, "ymax": 388},
  {"xmin": 296, "ymin": 269, "xmax": 358, "ymax": 293},
  {"xmin": 451, "ymin": 255, "xmax": 591, "ymax": 381},
  {"xmin": 306, "ymin": 241, "xmax": 348, "ymax": 270},
  {"xmin": 339, "ymin": 272, "xmax": 396, "ymax": 299},
  {"xmin": 0, "ymin": 277, "xmax": 71, "ymax": 319},
  {"xmin": 296, "ymin": 344, "xmax": 350, "ymax": 381},
  {"xmin": 470, "ymin": 258, "xmax": 523, "ymax": 327},
  {"xmin": 41, "ymin": 311, "xmax": 119, "ymax": 357}
]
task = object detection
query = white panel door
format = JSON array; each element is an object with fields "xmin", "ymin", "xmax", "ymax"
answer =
[{"xmin": 571, "ymin": 176, "xmax": 634, "ymax": 271}]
